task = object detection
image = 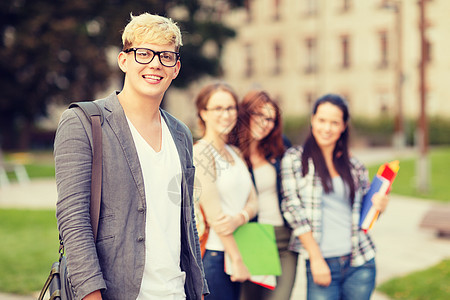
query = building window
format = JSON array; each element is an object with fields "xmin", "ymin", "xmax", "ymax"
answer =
[
  {"xmin": 377, "ymin": 93, "xmax": 389, "ymax": 114},
  {"xmin": 341, "ymin": 93, "xmax": 351, "ymax": 107},
  {"xmin": 304, "ymin": 0, "xmax": 318, "ymax": 16},
  {"xmin": 425, "ymin": 40, "xmax": 432, "ymax": 63},
  {"xmin": 340, "ymin": 35, "xmax": 351, "ymax": 69},
  {"xmin": 273, "ymin": 41, "xmax": 282, "ymax": 75},
  {"xmin": 245, "ymin": 0, "xmax": 253, "ymax": 22},
  {"xmin": 274, "ymin": 93, "xmax": 283, "ymax": 107},
  {"xmin": 273, "ymin": 0, "xmax": 282, "ymax": 21},
  {"xmin": 378, "ymin": 31, "xmax": 389, "ymax": 68},
  {"xmin": 245, "ymin": 44, "xmax": 253, "ymax": 77},
  {"xmin": 305, "ymin": 38, "xmax": 318, "ymax": 73},
  {"xmin": 377, "ymin": 0, "xmax": 391, "ymax": 9},
  {"xmin": 340, "ymin": 0, "xmax": 352, "ymax": 12},
  {"xmin": 306, "ymin": 92, "xmax": 316, "ymax": 111}
]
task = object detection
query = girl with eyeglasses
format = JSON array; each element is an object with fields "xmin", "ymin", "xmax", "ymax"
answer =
[
  {"xmin": 193, "ymin": 82, "xmax": 258, "ymax": 300},
  {"xmin": 229, "ymin": 90, "xmax": 298, "ymax": 300}
]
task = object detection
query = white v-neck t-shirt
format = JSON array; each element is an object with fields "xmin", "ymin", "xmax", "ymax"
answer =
[{"xmin": 127, "ymin": 115, "xmax": 186, "ymax": 300}]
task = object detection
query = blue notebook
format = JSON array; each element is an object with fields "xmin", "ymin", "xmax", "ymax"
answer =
[{"xmin": 359, "ymin": 175, "xmax": 390, "ymax": 229}]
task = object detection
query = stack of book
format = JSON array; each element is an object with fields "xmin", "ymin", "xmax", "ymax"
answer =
[{"xmin": 359, "ymin": 160, "xmax": 400, "ymax": 233}]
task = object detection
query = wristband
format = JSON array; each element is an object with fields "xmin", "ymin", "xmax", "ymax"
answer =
[{"xmin": 240, "ymin": 209, "xmax": 250, "ymax": 223}]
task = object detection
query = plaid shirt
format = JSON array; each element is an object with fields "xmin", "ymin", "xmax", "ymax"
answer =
[{"xmin": 281, "ymin": 146, "xmax": 376, "ymax": 267}]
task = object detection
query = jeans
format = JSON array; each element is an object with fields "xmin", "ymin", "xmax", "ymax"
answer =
[
  {"xmin": 305, "ymin": 255, "xmax": 376, "ymax": 300},
  {"xmin": 203, "ymin": 250, "xmax": 241, "ymax": 300}
]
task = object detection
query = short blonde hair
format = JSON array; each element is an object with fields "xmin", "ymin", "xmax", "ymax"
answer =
[{"xmin": 122, "ymin": 13, "xmax": 183, "ymax": 51}]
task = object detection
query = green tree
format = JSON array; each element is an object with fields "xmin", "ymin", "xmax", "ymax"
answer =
[{"xmin": 0, "ymin": 0, "xmax": 243, "ymax": 150}]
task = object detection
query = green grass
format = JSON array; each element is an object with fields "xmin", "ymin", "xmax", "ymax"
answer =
[
  {"xmin": 24, "ymin": 163, "xmax": 55, "ymax": 178},
  {"xmin": 4, "ymin": 151, "xmax": 55, "ymax": 180},
  {"xmin": 367, "ymin": 146, "xmax": 450, "ymax": 202},
  {"xmin": 377, "ymin": 259, "xmax": 450, "ymax": 300},
  {"xmin": 1, "ymin": 148, "xmax": 449, "ymax": 296},
  {"xmin": 369, "ymin": 147, "xmax": 450, "ymax": 299},
  {"xmin": 0, "ymin": 209, "xmax": 59, "ymax": 294}
]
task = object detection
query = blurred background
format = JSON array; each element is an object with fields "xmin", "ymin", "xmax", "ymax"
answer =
[
  {"xmin": 1, "ymin": 0, "xmax": 450, "ymax": 151},
  {"xmin": 1, "ymin": 0, "xmax": 449, "ymax": 299}
]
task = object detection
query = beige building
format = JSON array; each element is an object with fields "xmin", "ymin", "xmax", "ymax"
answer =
[{"xmin": 217, "ymin": 0, "xmax": 450, "ymax": 121}]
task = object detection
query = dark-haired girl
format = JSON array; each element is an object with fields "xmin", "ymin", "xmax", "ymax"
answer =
[{"xmin": 281, "ymin": 94, "xmax": 389, "ymax": 300}]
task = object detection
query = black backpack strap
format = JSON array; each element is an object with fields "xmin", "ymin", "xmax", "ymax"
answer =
[{"xmin": 69, "ymin": 101, "xmax": 103, "ymax": 242}]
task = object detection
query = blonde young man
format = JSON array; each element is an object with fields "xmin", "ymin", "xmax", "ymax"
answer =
[{"xmin": 54, "ymin": 13, "xmax": 208, "ymax": 300}]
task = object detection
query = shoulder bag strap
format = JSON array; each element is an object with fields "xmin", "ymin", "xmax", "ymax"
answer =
[{"xmin": 69, "ymin": 101, "xmax": 103, "ymax": 241}]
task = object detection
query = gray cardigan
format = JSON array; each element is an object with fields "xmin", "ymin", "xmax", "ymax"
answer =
[{"xmin": 54, "ymin": 92, "xmax": 208, "ymax": 299}]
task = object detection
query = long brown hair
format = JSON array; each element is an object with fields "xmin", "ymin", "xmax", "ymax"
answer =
[{"xmin": 229, "ymin": 90, "xmax": 285, "ymax": 168}]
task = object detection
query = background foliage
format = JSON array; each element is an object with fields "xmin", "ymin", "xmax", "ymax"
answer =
[
  {"xmin": 0, "ymin": 0, "xmax": 243, "ymax": 150},
  {"xmin": 283, "ymin": 116, "xmax": 450, "ymax": 148}
]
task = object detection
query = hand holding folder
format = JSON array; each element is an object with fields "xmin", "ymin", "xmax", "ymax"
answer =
[
  {"xmin": 224, "ymin": 223, "xmax": 281, "ymax": 290},
  {"xmin": 360, "ymin": 160, "xmax": 399, "ymax": 232}
]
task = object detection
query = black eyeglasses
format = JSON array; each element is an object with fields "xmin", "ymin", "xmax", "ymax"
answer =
[
  {"xmin": 123, "ymin": 48, "xmax": 180, "ymax": 67},
  {"xmin": 205, "ymin": 106, "xmax": 237, "ymax": 115},
  {"xmin": 251, "ymin": 112, "xmax": 276, "ymax": 124}
]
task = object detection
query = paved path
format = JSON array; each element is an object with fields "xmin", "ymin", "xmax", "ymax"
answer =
[
  {"xmin": 1, "ymin": 147, "xmax": 449, "ymax": 299},
  {"xmin": 289, "ymin": 194, "xmax": 450, "ymax": 300},
  {"xmin": 0, "ymin": 179, "xmax": 57, "ymax": 209}
]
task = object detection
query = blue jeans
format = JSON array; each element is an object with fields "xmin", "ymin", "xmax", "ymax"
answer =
[
  {"xmin": 203, "ymin": 250, "xmax": 241, "ymax": 300},
  {"xmin": 305, "ymin": 255, "xmax": 376, "ymax": 300}
]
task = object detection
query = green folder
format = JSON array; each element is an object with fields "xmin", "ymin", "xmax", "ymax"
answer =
[{"xmin": 232, "ymin": 223, "xmax": 282, "ymax": 276}]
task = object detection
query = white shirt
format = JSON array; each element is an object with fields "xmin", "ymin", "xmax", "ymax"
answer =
[
  {"xmin": 128, "ymin": 115, "xmax": 186, "ymax": 300},
  {"xmin": 204, "ymin": 144, "xmax": 253, "ymax": 251},
  {"xmin": 254, "ymin": 163, "xmax": 284, "ymax": 226}
]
